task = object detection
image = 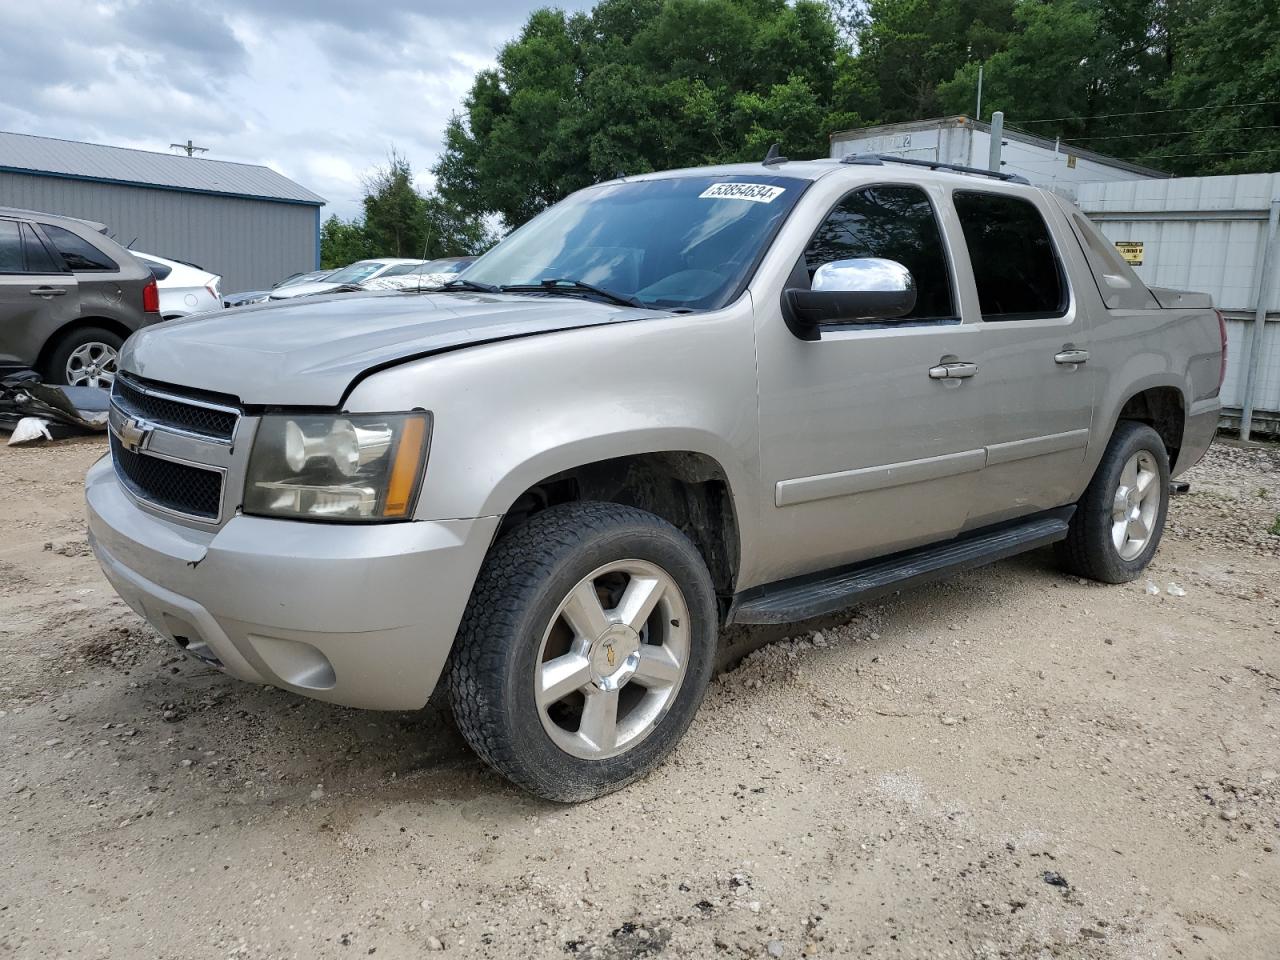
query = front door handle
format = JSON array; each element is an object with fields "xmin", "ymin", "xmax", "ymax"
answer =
[
  {"xmin": 1054, "ymin": 349, "xmax": 1089, "ymax": 365},
  {"xmin": 30, "ymin": 287, "xmax": 68, "ymax": 298},
  {"xmin": 928, "ymin": 361, "xmax": 978, "ymax": 380}
]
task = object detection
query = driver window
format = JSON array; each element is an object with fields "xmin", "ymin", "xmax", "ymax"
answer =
[{"xmin": 803, "ymin": 185, "xmax": 956, "ymax": 320}]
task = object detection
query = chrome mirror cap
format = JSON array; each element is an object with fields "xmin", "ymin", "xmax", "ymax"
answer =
[{"xmin": 811, "ymin": 257, "xmax": 916, "ymax": 296}]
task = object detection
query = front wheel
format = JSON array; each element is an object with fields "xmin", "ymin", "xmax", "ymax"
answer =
[
  {"xmin": 447, "ymin": 501, "xmax": 717, "ymax": 802},
  {"xmin": 1056, "ymin": 420, "xmax": 1170, "ymax": 583}
]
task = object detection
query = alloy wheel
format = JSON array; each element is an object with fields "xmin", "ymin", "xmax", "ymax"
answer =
[
  {"xmin": 1111, "ymin": 450, "xmax": 1161, "ymax": 560},
  {"xmin": 65, "ymin": 342, "xmax": 119, "ymax": 388},
  {"xmin": 534, "ymin": 558, "xmax": 690, "ymax": 760}
]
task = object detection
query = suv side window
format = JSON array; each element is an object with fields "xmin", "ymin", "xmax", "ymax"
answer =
[
  {"xmin": 0, "ymin": 221, "xmax": 22, "ymax": 273},
  {"xmin": 952, "ymin": 191, "xmax": 1066, "ymax": 320},
  {"xmin": 804, "ymin": 185, "xmax": 956, "ymax": 320},
  {"xmin": 39, "ymin": 223, "xmax": 118, "ymax": 272},
  {"xmin": 21, "ymin": 224, "xmax": 65, "ymax": 274}
]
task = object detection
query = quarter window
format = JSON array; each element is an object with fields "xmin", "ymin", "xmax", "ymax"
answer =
[
  {"xmin": 39, "ymin": 223, "xmax": 118, "ymax": 272},
  {"xmin": 21, "ymin": 224, "xmax": 64, "ymax": 273},
  {"xmin": 952, "ymin": 191, "xmax": 1066, "ymax": 319},
  {"xmin": 803, "ymin": 185, "xmax": 956, "ymax": 320},
  {"xmin": 0, "ymin": 221, "xmax": 22, "ymax": 273}
]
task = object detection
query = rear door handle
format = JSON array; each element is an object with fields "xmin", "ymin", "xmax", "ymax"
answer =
[
  {"xmin": 30, "ymin": 287, "xmax": 68, "ymax": 298},
  {"xmin": 928, "ymin": 361, "xmax": 978, "ymax": 380},
  {"xmin": 1054, "ymin": 349, "xmax": 1089, "ymax": 365}
]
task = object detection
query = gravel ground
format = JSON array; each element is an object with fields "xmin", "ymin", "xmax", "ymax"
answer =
[{"xmin": 1, "ymin": 436, "xmax": 1278, "ymax": 959}]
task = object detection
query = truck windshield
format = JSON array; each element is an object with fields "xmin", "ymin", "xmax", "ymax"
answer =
[{"xmin": 464, "ymin": 175, "xmax": 807, "ymax": 310}]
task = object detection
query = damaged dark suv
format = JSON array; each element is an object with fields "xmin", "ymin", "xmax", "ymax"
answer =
[{"xmin": 0, "ymin": 207, "xmax": 159, "ymax": 387}]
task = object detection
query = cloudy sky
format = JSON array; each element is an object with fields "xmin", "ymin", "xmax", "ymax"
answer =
[{"xmin": 0, "ymin": 0, "xmax": 591, "ymax": 220}]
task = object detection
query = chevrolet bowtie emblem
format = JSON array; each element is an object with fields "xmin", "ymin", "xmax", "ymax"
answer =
[{"xmin": 116, "ymin": 415, "xmax": 153, "ymax": 453}]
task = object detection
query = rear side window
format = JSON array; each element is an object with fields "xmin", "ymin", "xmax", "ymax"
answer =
[
  {"xmin": 1064, "ymin": 208, "xmax": 1159, "ymax": 310},
  {"xmin": 141, "ymin": 258, "xmax": 173, "ymax": 281},
  {"xmin": 21, "ymin": 225, "xmax": 65, "ymax": 273},
  {"xmin": 953, "ymin": 191, "xmax": 1066, "ymax": 320},
  {"xmin": 804, "ymin": 185, "xmax": 956, "ymax": 320},
  {"xmin": 0, "ymin": 221, "xmax": 23, "ymax": 272},
  {"xmin": 39, "ymin": 223, "xmax": 119, "ymax": 272}
]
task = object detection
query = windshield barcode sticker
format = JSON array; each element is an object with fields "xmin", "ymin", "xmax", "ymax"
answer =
[{"xmin": 698, "ymin": 182, "xmax": 786, "ymax": 203}]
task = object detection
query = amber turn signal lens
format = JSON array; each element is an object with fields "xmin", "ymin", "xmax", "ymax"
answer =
[{"xmin": 382, "ymin": 414, "xmax": 429, "ymax": 517}]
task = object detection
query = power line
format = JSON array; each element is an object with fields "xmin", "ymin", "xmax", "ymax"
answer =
[
  {"xmin": 1009, "ymin": 147, "xmax": 1277, "ymax": 164},
  {"xmin": 1059, "ymin": 124, "xmax": 1280, "ymax": 144},
  {"xmin": 1014, "ymin": 100, "xmax": 1280, "ymax": 126},
  {"xmin": 1140, "ymin": 147, "xmax": 1280, "ymax": 160}
]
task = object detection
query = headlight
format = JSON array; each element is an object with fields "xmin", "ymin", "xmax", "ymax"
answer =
[{"xmin": 244, "ymin": 412, "xmax": 430, "ymax": 521}]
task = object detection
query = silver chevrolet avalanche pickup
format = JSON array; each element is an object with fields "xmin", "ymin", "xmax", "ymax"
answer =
[{"xmin": 86, "ymin": 156, "xmax": 1223, "ymax": 801}]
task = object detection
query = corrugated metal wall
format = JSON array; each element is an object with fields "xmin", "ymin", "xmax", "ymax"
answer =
[
  {"xmin": 0, "ymin": 171, "xmax": 319, "ymax": 292},
  {"xmin": 1079, "ymin": 173, "xmax": 1280, "ymax": 426}
]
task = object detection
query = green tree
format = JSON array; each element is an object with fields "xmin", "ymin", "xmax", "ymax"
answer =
[
  {"xmin": 319, "ymin": 215, "xmax": 370, "ymax": 270},
  {"xmin": 362, "ymin": 152, "xmax": 429, "ymax": 259},
  {"xmin": 938, "ymin": 0, "xmax": 1105, "ymax": 133},
  {"xmin": 1160, "ymin": 0, "xmax": 1280, "ymax": 173},
  {"xmin": 321, "ymin": 153, "xmax": 494, "ymax": 269},
  {"xmin": 436, "ymin": 0, "xmax": 841, "ymax": 230},
  {"xmin": 843, "ymin": 0, "xmax": 1015, "ymax": 122}
]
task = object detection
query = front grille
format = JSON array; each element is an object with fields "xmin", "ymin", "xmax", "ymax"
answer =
[
  {"xmin": 110, "ymin": 435, "xmax": 223, "ymax": 520},
  {"xmin": 112, "ymin": 374, "xmax": 238, "ymax": 441}
]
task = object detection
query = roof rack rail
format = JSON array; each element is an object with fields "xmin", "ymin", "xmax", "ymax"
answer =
[{"xmin": 840, "ymin": 153, "xmax": 1031, "ymax": 185}]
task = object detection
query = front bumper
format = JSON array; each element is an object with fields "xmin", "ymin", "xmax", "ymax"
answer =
[{"xmin": 86, "ymin": 456, "xmax": 499, "ymax": 710}]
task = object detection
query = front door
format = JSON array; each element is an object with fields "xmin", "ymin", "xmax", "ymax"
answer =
[{"xmin": 752, "ymin": 183, "xmax": 990, "ymax": 584}]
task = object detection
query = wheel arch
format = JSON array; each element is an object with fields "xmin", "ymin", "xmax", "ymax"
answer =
[
  {"xmin": 1109, "ymin": 383, "xmax": 1187, "ymax": 471},
  {"xmin": 492, "ymin": 447, "xmax": 744, "ymax": 603},
  {"xmin": 35, "ymin": 316, "xmax": 133, "ymax": 376}
]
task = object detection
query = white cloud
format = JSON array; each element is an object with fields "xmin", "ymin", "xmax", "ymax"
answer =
[{"xmin": 0, "ymin": 0, "xmax": 594, "ymax": 219}]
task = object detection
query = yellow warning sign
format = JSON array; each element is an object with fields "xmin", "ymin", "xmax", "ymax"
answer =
[{"xmin": 1115, "ymin": 241, "xmax": 1144, "ymax": 266}]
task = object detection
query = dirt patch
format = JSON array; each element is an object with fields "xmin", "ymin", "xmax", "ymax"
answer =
[{"xmin": 1, "ymin": 436, "xmax": 1278, "ymax": 958}]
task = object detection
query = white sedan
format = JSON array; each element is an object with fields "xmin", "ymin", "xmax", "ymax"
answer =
[
  {"xmin": 268, "ymin": 259, "xmax": 427, "ymax": 300},
  {"xmin": 134, "ymin": 252, "xmax": 222, "ymax": 319}
]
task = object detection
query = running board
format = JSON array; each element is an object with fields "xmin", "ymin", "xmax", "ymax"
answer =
[{"xmin": 727, "ymin": 509, "xmax": 1074, "ymax": 625}]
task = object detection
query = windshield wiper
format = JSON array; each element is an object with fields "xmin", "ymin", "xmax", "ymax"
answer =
[
  {"xmin": 440, "ymin": 278, "xmax": 500, "ymax": 293},
  {"xmin": 500, "ymin": 278, "xmax": 645, "ymax": 308}
]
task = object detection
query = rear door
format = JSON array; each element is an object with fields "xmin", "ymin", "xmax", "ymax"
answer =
[
  {"xmin": 0, "ymin": 218, "xmax": 79, "ymax": 369},
  {"xmin": 946, "ymin": 189, "xmax": 1096, "ymax": 526}
]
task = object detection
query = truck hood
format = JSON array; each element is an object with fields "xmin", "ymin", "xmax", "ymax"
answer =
[{"xmin": 121, "ymin": 291, "xmax": 666, "ymax": 406}]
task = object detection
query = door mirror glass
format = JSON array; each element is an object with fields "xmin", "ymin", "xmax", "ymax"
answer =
[{"xmin": 786, "ymin": 257, "xmax": 917, "ymax": 326}]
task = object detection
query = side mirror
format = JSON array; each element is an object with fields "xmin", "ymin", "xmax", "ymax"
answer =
[{"xmin": 784, "ymin": 258, "xmax": 917, "ymax": 328}]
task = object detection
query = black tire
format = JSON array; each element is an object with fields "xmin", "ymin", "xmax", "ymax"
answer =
[
  {"xmin": 1056, "ymin": 421, "xmax": 1170, "ymax": 583},
  {"xmin": 447, "ymin": 501, "xmax": 717, "ymax": 802},
  {"xmin": 41, "ymin": 326, "xmax": 124, "ymax": 387}
]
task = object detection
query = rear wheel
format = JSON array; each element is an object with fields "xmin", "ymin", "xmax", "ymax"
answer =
[
  {"xmin": 1056, "ymin": 421, "xmax": 1170, "ymax": 583},
  {"xmin": 447, "ymin": 501, "xmax": 717, "ymax": 802},
  {"xmin": 42, "ymin": 327, "xmax": 123, "ymax": 388}
]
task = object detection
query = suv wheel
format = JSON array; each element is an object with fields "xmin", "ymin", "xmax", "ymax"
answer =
[
  {"xmin": 1056, "ymin": 420, "xmax": 1170, "ymax": 583},
  {"xmin": 43, "ymin": 327, "xmax": 123, "ymax": 388},
  {"xmin": 448, "ymin": 501, "xmax": 717, "ymax": 802}
]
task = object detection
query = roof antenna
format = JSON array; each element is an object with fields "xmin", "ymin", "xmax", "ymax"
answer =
[{"xmin": 762, "ymin": 143, "xmax": 787, "ymax": 166}]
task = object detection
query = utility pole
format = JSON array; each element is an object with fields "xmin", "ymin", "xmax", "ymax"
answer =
[
  {"xmin": 170, "ymin": 139, "xmax": 209, "ymax": 157},
  {"xmin": 988, "ymin": 111, "xmax": 1004, "ymax": 172},
  {"xmin": 975, "ymin": 64, "xmax": 984, "ymax": 121}
]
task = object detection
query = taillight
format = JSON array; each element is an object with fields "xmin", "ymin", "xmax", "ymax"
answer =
[
  {"xmin": 1215, "ymin": 308, "xmax": 1228, "ymax": 388},
  {"xmin": 143, "ymin": 277, "xmax": 160, "ymax": 314}
]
